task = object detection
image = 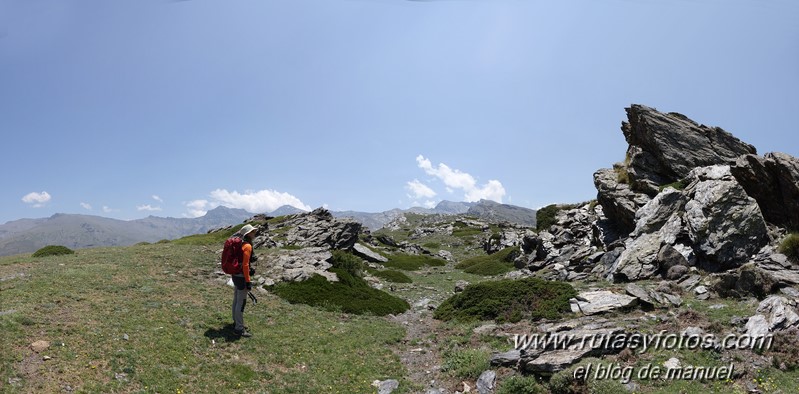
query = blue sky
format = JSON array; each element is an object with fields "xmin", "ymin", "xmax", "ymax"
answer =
[{"xmin": 1, "ymin": 0, "xmax": 797, "ymax": 224}]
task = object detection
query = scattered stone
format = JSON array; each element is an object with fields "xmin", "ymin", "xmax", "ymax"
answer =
[
  {"xmin": 437, "ymin": 250, "xmax": 454, "ymax": 261},
  {"xmin": 122, "ymin": 334, "xmax": 129, "ymax": 341},
  {"xmin": 664, "ymin": 357, "xmax": 682, "ymax": 370},
  {"xmin": 454, "ymin": 280, "xmax": 470, "ymax": 293},
  {"xmin": 570, "ymin": 290, "xmax": 637, "ymax": 315},
  {"xmin": 490, "ymin": 350, "xmax": 521, "ymax": 367},
  {"xmin": 745, "ymin": 296, "xmax": 799, "ymax": 337},
  {"xmin": 373, "ymin": 379, "xmax": 399, "ymax": 394},
  {"xmin": 30, "ymin": 340, "xmax": 50, "ymax": 353},
  {"xmin": 476, "ymin": 370, "xmax": 496, "ymax": 394}
]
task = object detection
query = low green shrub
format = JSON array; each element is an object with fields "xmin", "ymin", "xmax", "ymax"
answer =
[
  {"xmin": 434, "ymin": 277, "xmax": 577, "ymax": 323},
  {"xmin": 32, "ymin": 245, "xmax": 75, "ymax": 257},
  {"xmin": 441, "ymin": 348, "xmax": 490, "ymax": 379},
  {"xmin": 372, "ymin": 269, "xmax": 412, "ymax": 284},
  {"xmin": 269, "ymin": 269, "xmax": 410, "ymax": 316},
  {"xmin": 456, "ymin": 247, "xmax": 519, "ymax": 276},
  {"xmin": 536, "ymin": 204, "xmax": 560, "ymax": 231},
  {"xmin": 330, "ymin": 250, "xmax": 364, "ymax": 277},
  {"xmin": 384, "ymin": 253, "xmax": 446, "ymax": 271},
  {"xmin": 497, "ymin": 375, "xmax": 547, "ymax": 394},
  {"xmin": 779, "ymin": 233, "xmax": 799, "ymax": 262}
]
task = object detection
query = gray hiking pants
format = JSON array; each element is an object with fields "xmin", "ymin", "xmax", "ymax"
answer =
[{"xmin": 232, "ymin": 275, "xmax": 248, "ymax": 332}]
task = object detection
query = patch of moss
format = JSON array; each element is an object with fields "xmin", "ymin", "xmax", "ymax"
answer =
[
  {"xmin": 434, "ymin": 277, "xmax": 577, "ymax": 323},
  {"xmin": 455, "ymin": 247, "xmax": 519, "ymax": 276},
  {"xmin": 384, "ymin": 253, "xmax": 446, "ymax": 271},
  {"xmin": 269, "ymin": 269, "xmax": 410, "ymax": 316},
  {"xmin": 32, "ymin": 245, "xmax": 75, "ymax": 257},
  {"xmin": 659, "ymin": 179, "xmax": 688, "ymax": 192}
]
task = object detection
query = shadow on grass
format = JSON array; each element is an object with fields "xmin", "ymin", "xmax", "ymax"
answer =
[{"xmin": 204, "ymin": 324, "xmax": 243, "ymax": 343}]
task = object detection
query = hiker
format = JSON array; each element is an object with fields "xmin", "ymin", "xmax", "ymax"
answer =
[{"xmin": 231, "ymin": 224, "xmax": 258, "ymax": 337}]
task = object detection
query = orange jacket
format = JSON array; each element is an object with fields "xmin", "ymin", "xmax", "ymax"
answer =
[{"xmin": 241, "ymin": 242, "xmax": 252, "ymax": 283}]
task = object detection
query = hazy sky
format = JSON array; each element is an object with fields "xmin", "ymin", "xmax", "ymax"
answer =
[{"xmin": 1, "ymin": 0, "xmax": 797, "ymax": 223}]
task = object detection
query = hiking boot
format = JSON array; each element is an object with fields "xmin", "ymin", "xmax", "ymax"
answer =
[{"xmin": 235, "ymin": 329, "xmax": 252, "ymax": 338}]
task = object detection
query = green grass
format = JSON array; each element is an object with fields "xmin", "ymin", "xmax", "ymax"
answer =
[
  {"xmin": 440, "ymin": 348, "xmax": 490, "ymax": 379},
  {"xmin": 383, "ymin": 253, "xmax": 446, "ymax": 271},
  {"xmin": 497, "ymin": 375, "xmax": 547, "ymax": 394},
  {"xmin": 0, "ymin": 243, "xmax": 409, "ymax": 393},
  {"xmin": 371, "ymin": 269, "xmax": 413, "ymax": 284},
  {"xmin": 31, "ymin": 245, "xmax": 75, "ymax": 257},
  {"xmin": 269, "ymin": 269, "xmax": 410, "ymax": 316},
  {"xmin": 455, "ymin": 247, "xmax": 519, "ymax": 276},
  {"xmin": 433, "ymin": 277, "xmax": 577, "ymax": 323}
]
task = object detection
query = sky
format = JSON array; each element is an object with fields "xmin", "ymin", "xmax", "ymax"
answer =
[{"xmin": 1, "ymin": 0, "xmax": 797, "ymax": 224}]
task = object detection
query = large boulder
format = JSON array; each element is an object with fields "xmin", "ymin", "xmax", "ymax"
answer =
[
  {"xmin": 621, "ymin": 104, "xmax": 757, "ymax": 195},
  {"xmin": 594, "ymin": 167, "xmax": 651, "ymax": 235},
  {"xmin": 682, "ymin": 166, "xmax": 769, "ymax": 271},
  {"xmin": 731, "ymin": 152, "xmax": 799, "ymax": 231}
]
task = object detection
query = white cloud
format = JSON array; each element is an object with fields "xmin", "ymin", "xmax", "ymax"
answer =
[
  {"xmin": 414, "ymin": 155, "xmax": 506, "ymax": 203},
  {"xmin": 210, "ymin": 189, "xmax": 312, "ymax": 213},
  {"xmin": 184, "ymin": 189, "xmax": 311, "ymax": 218},
  {"xmin": 152, "ymin": 195, "xmax": 163, "ymax": 203},
  {"xmin": 137, "ymin": 204, "xmax": 162, "ymax": 212},
  {"xmin": 22, "ymin": 191, "xmax": 51, "ymax": 207},
  {"xmin": 423, "ymin": 200, "xmax": 437, "ymax": 209},
  {"xmin": 184, "ymin": 199, "xmax": 213, "ymax": 218},
  {"xmin": 406, "ymin": 179, "xmax": 437, "ymax": 199},
  {"xmin": 102, "ymin": 206, "xmax": 114, "ymax": 213},
  {"xmin": 80, "ymin": 202, "xmax": 92, "ymax": 210}
]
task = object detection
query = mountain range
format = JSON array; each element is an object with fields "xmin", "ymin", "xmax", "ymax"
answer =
[{"xmin": 0, "ymin": 200, "xmax": 536, "ymax": 257}]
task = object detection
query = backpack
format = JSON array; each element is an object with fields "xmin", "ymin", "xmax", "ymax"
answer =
[{"xmin": 221, "ymin": 236, "xmax": 244, "ymax": 275}]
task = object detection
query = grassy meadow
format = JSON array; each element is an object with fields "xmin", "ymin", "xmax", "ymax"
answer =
[{"xmin": 0, "ymin": 243, "xmax": 406, "ymax": 393}]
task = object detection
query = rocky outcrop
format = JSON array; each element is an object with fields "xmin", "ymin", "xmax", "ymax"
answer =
[
  {"xmin": 621, "ymin": 104, "xmax": 757, "ymax": 195},
  {"xmin": 260, "ymin": 247, "xmax": 338, "ymax": 283},
  {"xmin": 594, "ymin": 167, "xmax": 651, "ymax": 235},
  {"xmin": 731, "ymin": 152, "xmax": 799, "ymax": 231},
  {"xmin": 274, "ymin": 208, "xmax": 361, "ymax": 250},
  {"xmin": 604, "ymin": 164, "xmax": 770, "ymax": 281}
]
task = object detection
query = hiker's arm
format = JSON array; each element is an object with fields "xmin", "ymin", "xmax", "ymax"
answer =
[{"xmin": 242, "ymin": 243, "xmax": 252, "ymax": 283}]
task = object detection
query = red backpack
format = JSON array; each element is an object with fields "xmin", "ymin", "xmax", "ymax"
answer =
[{"xmin": 221, "ymin": 236, "xmax": 244, "ymax": 275}]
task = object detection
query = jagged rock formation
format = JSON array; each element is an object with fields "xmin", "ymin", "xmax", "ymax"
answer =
[
  {"xmin": 491, "ymin": 104, "xmax": 799, "ymax": 377},
  {"xmin": 621, "ymin": 104, "xmax": 757, "ymax": 195}
]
